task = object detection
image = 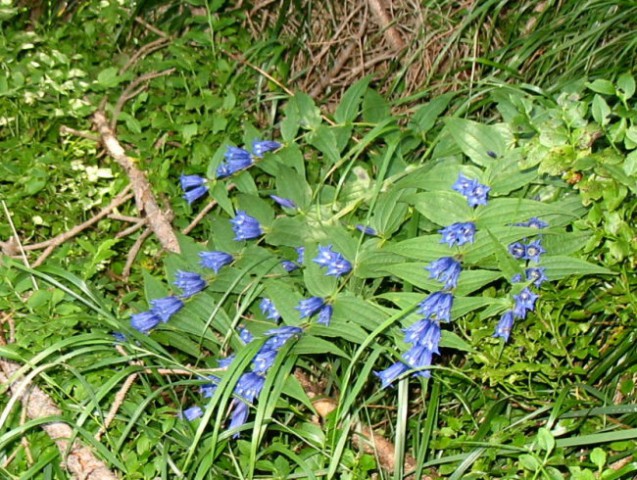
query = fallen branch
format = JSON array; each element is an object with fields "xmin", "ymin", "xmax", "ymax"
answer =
[
  {"xmin": 93, "ymin": 111, "xmax": 180, "ymax": 254},
  {"xmin": 367, "ymin": 0, "xmax": 406, "ymax": 52},
  {"xmin": 25, "ymin": 188, "xmax": 135, "ymax": 268},
  {"xmin": 0, "ymin": 359, "xmax": 118, "ymax": 480}
]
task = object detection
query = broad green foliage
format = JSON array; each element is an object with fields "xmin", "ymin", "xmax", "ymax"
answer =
[{"xmin": 1, "ymin": 3, "xmax": 637, "ymax": 479}]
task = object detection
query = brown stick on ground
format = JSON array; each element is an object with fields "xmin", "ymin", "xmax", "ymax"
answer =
[
  {"xmin": 367, "ymin": 0, "xmax": 406, "ymax": 52},
  {"xmin": 0, "ymin": 359, "xmax": 118, "ymax": 479},
  {"xmin": 93, "ymin": 111, "xmax": 180, "ymax": 254}
]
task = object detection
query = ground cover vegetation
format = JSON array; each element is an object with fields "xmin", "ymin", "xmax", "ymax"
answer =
[{"xmin": 1, "ymin": 1, "xmax": 637, "ymax": 478}]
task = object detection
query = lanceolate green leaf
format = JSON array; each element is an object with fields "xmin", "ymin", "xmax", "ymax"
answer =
[
  {"xmin": 445, "ymin": 118, "xmax": 505, "ymax": 167},
  {"xmin": 542, "ymin": 255, "xmax": 614, "ymax": 279}
]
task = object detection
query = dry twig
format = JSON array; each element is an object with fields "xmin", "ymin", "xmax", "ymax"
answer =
[
  {"xmin": 367, "ymin": 0, "xmax": 406, "ymax": 52},
  {"xmin": 93, "ymin": 111, "xmax": 180, "ymax": 254}
]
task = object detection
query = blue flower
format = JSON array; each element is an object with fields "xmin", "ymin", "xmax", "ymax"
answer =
[
  {"xmin": 281, "ymin": 260, "xmax": 299, "ymax": 272},
  {"xmin": 356, "ymin": 224, "xmax": 377, "ymax": 236},
  {"xmin": 239, "ymin": 327, "xmax": 253, "ymax": 344},
  {"xmin": 199, "ymin": 250, "xmax": 233, "ymax": 273},
  {"xmin": 270, "ymin": 195, "xmax": 297, "ymax": 209},
  {"xmin": 523, "ymin": 239, "xmax": 545, "ymax": 263},
  {"xmin": 402, "ymin": 344, "xmax": 434, "ymax": 378},
  {"xmin": 296, "ymin": 297, "xmax": 325, "ymax": 318},
  {"xmin": 418, "ymin": 292, "xmax": 454, "ymax": 323},
  {"xmin": 112, "ymin": 332, "xmax": 126, "ymax": 342},
  {"xmin": 200, "ymin": 375, "xmax": 220, "ymax": 398},
  {"xmin": 513, "ymin": 287, "xmax": 539, "ymax": 319},
  {"xmin": 296, "ymin": 247, "xmax": 305, "ymax": 264},
  {"xmin": 181, "ymin": 405, "xmax": 203, "ymax": 421},
  {"xmin": 452, "ymin": 174, "xmax": 490, "ymax": 207},
  {"xmin": 231, "ymin": 211, "xmax": 263, "ymax": 241},
  {"xmin": 403, "ymin": 319, "xmax": 441, "ymax": 353},
  {"xmin": 215, "ymin": 162, "xmax": 232, "ymax": 179},
  {"xmin": 374, "ymin": 361, "xmax": 409, "ymax": 389},
  {"xmin": 313, "ymin": 245, "xmax": 352, "ymax": 277},
  {"xmin": 150, "ymin": 296, "xmax": 184, "ymax": 323},
  {"xmin": 180, "ymin": 174, "xmax": 206, "ymax": 191},
  {"xmin": 228, "ymin": 400, "xmax": 250, "ymax": 435},
  {"xmin": 511, "ymin": 273, "xmax": 523, "ymax": 283},
  {"xmin": 493, "ymin": 310, "xmax": 515, "ymax": 342},
  {"xmin": 439, "ymin": 222, "xmax": 476, "ymax": 247},
  {"xmin": 259, "ymin": 298, "xmax": 281, "ymax": 321},
  {"xmin": 183, "ymin": 185, "xmax": 209, "ymax": 204},
  {"xmin": 526, "ymin": 267, "xmax": 547, "ymax": 287},
  {"xmin": 452, "ymin": 174, "xmax": 474, "ymax": 196},
  {"xmin": 252, "ymin": 349, "xmax": 278, "ymax": 374},
  {"xmin": 174, "ymin": 271, "xmax": 207, "ymax": 298},
  {"xmin": 235, "ymin": 372, "xmax": 265, "ymax": 402},
  {"xmin": 426, "ymin": 257, "xmax": 462, "ymax": 289},
  {"xmin": 263, "ymin": 326, "xmax": 303, "ymax": 347},
  {"xmin": 131, "ymin": 310, "xmax": 161, "ymax": 334},
  {"xmin": 508, "ymin": 242, "xmax": 526, "ymax": 259},
  {"xmin": 317, "ymin": 305, "xmax": 333, "ymax": 326},
  {"xmin": 252, "ymin": 139, "xmax": 281, "ymax": 157},
  {"xmin": 516, "ymin": 217, "xmax": 548, "ymax": 229},
  {"xmin": 218, "ymin": 355, "xmax": 235, "ymax": 368},
  {"xmin": 216, "ymin": 146, "xmax": 253, "ymax": 179}
]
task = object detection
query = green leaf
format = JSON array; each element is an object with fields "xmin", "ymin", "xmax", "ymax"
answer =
[
  {"xmin": 409, "ymin": 92, "xmax": 455, "ymax": 135},
  {"xmin": 181, "ymin": 123, "xmax": 198, "ymax": 144},
  {"xmin": 617, "ymin": 73, "xmax": 636, "ymax": 99},
  {"xmin": 362, "ymin": 88, "xmax": 390, "ymax": 123},
  {"xmin": 537, "ymin": 427, "xmax": 555, "ymax": 453},
  {"xmin": 624, "ymin": 150, "xmax": 637, "ymax": 176},
  {"xmin": 476, "ymin": 198, "xmax": 577, "ymax": 228},
  {"xmin": 440, "ymin": 330, "xmax": 474, "ymax": 352},
  {"xmin": 590, "ymin": 447, "xmax": 606, "ymax": 469},
  {"xmin": 408, "ymin": 191, "xmax": 475, "ymax": 226},
  {"xmin": 334, "ymin": 76, "xmax": 371, "ymax": 124},
  {"xmin": 275, "ymin": 165, "xmax": 312, "ymax": 210},
  {"xmin": 266, "ymin": 217, "xmax": 306, "ymax": 247},
  {"xmin": 592, "ymin": 94, "xmax": 611, "ymax": 126},
  {"xmin": 370, "ymin": 187, "xmax": 411, "ymax": 235},
  {"xmin": 97, "ymin": 67, "xmax": 120, "ymax": 88},
  {"xmin": 333, "ymin": 295, "xmax": 388, "ymax": 331},
  {"xmin": 445, "ymin": 118, "xmax": 506, "ymax": 166},
  {"xmin": 519, "ymin": 454, "xmax": 540, "ymax": 471},
  {"xmin": 385, "ymin": 236, "xmax": 454, "ymax": 262},
  {"xmin": 293, "ymin": 92, "xmax": 322, "ymax": 130},
  {"xmin": 586, "ymin": 79, "xmax": 615, "ymax": 95},
  {"xmin": 542, "ymin": 255, "xmax": 614, "ymax": 280},
  {"xmin": 281, "ymin": 100, "xmax": 300, "ymax": 141},
  {"xmin": 308, "ymin": 125, "xmax": 340, "ymax": 164}
]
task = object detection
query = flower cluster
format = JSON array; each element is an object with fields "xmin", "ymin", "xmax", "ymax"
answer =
[
  {"xmin": 453, "ymin": 173, "xmax": 491, "ymax": 207},
  {"xmin": 376, "ymin": 173, "xmax": 489, "ymax": 387},
  {"xmin": 182, "ymin": 325, "xmax": 303, "ymax": 436},
  {"xmin": 231, "ymin": 211, "xmax": 263, "ymax": 241},
  {"xmin": 129, "ymin": 271, "xmax": 207, "ymax": 334},
  {"xmin": 313, "ymin": 245, "xmax": 352, "ymax": 277},
  {"xmin": 180, "ymin": 174, "xmax": 209, "ymax": 205},
  {"xmin": 216, "ymin": 140, "xmax": 281, "ymax": 179},
  {"xmin": 495, "ymin": 218, "xmax": 548, "ymax": 342},
  {"xmin": 296, "ymin": 296, "xmax": 333, "ymax": 325}
]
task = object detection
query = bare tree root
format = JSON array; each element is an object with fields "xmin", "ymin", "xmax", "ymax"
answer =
[
  {"xmin": 0, "ymin": 359, "xmax": 119, "ymax": 480},
  {"xmin": 93, "ymin": 111, "xmax": 180, "ymax": 254}
]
